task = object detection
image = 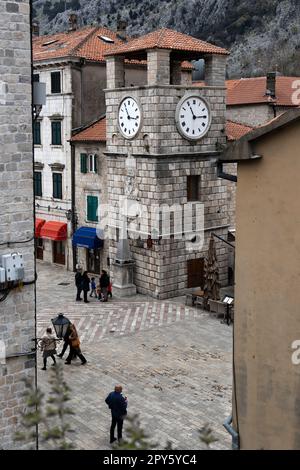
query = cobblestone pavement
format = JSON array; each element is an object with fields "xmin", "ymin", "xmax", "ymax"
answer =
[{"xmin": 36, "ymin": 262, "xmax": 233, "ymax": 450}]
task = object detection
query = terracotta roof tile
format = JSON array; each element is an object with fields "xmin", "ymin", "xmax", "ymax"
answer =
[
  {"xmin": 71, "ymin": 116, "xmax": 249, "ymax": 143},
  {"xmin": 33, "ymin": 26, "xmax": 120, "ymax": 63},
  {"xmin": 226, "ymin": 76, "xmax": 300, "ymax": 106},
  {"xmin": 70, "ymin": 116, "xmax": 106, "ymax": 142},
  {"xmin": 226, "ymin": 120, "xmax": 254, "ymax": 141},
  {"xmin": 104, "ymin": 28, "xmax": 229, "ymax": 57}
]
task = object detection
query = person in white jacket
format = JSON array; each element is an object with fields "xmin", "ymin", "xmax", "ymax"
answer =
[{"xmin": 40, "ymin": 327, "xmax": 57, "ymax": 370}]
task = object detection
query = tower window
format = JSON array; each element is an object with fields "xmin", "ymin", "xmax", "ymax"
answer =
[{"xmin": 187, "ymin": 175, "xmax": 200, "ymax": 201}]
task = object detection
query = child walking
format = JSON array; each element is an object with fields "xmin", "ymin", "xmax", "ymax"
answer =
[{"xmin": 90, "ymin": 277, "xmax": 97, "ymax": 297}]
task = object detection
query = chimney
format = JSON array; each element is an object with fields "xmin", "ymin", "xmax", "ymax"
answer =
[
  {"xmin": 116, "ymin": 19, "xmax": 127, "ymax": 41},
  {"xmin": 266, "ymin": 72, "xmax": 277, "ymax": 99},
  {"xmin": 69, "ymin": 14, "xmax": 78, "ymax": 32},
  {"xmin": 32, "ymin": 21, "xmax": 40, "ymax": 36}
]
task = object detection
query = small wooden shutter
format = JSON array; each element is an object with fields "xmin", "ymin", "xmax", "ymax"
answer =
[
  {"xmin": 51, "ymin": 71, "xmax": 61, "ymax": 94},
  {"xmin": 80, "ymin": 153, "xmax": 87, "ymax": 173},
  {"xmin": 34, "ymin": 121, "xmax": 41, "ymax": 145},
  {"xmin": 53, "ymin": 173, "xmax": 62, "ymax": 199},
  {"xmin": 34, "ymin": 171, "xmax": 42, "ymax": 197},
  {"xmin": 87, "ymin": 195, "xmax": 98, "ymax": 222},
  {"xmin": 94, "ymin": 155, "xmax": 98, "ymax": 173},
  {"xmin": 52, "ymin": 121, "xmax": 61, "ymax": 145}
]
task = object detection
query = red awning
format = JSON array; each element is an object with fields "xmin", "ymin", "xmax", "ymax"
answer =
[
  {"xmin": 35, "ymin": 218, "xmax": 46, "ymax": 238},
  {"xmin": 40, "ymin": 221, "xmax": 67, "ymax": 241}
]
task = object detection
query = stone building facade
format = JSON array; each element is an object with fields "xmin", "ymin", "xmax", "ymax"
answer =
[
  {"xmin": 70, "ymin": 117, "xmax": 109, "ymax": 275},
  {"xmin": 104, "ymin": 29, "xmax": 230, "ymax": 299},
  {"xmin": 32, "ymin": 24, "xmax": 147, "ymax": 271},
  {"xmin": 0, "ymin": 0, "xmax": 35, "ymax": 449}
]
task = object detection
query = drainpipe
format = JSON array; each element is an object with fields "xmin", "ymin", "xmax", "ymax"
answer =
[
  {"xmin": 70, "ymin": 142, "xmax": 77, "ymax": 271},
  {"xmin": 217, "ymin": 161, "xmax": 237, "ymax": 183},
  {"xmin": 223, "ymin": 415, "xmax": 240, "ymax": 449}
]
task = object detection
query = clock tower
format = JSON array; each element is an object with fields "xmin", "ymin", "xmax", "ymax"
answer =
[{"xmin": 104, "ymin": 29, "xmax": 230, "ymax": 299}]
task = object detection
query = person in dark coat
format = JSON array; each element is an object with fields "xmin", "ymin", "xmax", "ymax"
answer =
[
  {"xmin": 64, "ymin": 323, "xmax": 87, "ymax": 365},
  {"xmin": 75, "ymin": 266, "xmax": 83, "ymax": 301},
  {"xmin": 99, "ymin": 270, "xmax": 110, "ymax": 302},
  {"xmin": 81, "ymin": 271, "xmax": 90, "ymax": 303},
  {"xmin": 57, "ymin": 323, "xmax": 72, "ymax": 359},
  {"xmin": 105, "ymin": 385, "xmax": 127, "ymax": 444}
]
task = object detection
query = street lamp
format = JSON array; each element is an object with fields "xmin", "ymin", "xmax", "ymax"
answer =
[{"xmin": 51, "ymin": 313, "xmax": 71, "ymax": 339}]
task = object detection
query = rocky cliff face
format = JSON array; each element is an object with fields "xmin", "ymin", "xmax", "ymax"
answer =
[{"xmin": 32, "ymin": 0, "xmax": 300, "ymax": 77}]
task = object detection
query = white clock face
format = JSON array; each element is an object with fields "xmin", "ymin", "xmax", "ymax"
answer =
[
  {"xmin": 118, "ymin": 97, "xmax": 141, "ymax": 139},
  {"xmin": 176, "ymin": 95, "xmax": 211, "ymax": 141}
]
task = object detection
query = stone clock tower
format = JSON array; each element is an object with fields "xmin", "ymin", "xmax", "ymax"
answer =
[{"xmin": 104, "ymin": 29, "xmax": 230, "ymax": 299}]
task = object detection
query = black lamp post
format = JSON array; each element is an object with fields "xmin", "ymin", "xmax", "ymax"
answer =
[{"xmin": 51, "ymin": 313, "xmax": 71, "ymax": 339}]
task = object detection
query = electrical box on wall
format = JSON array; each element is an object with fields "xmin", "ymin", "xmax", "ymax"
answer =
[{"xmin": 0, "ymin": 253, "xmax": 24, "ymax": 282}]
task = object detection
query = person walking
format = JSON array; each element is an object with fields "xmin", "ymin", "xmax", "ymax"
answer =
[
  {"xmin": 100, "ymin": 270, "xmax": 110, "ymax": 302},
  {"xmin": 105, "ymin": 385, "xmax": 127, "ymax": 444},
  {"xmin": 81, "ymin": 271, "xmax": 90, "ymax": 303},
  {"xmin": 75, "ymin": 266, "xmax": 83, "ymax": 301},
  {"xmin": 40, "ymin": 327, "xmax": 57, "ymax": 370},
  {"xmin": 90, "ymin": 277, "xmax": 97, "ymax": 298},
  {"xmin": 57, "ymin": 322, "xmax": 72, "ymax": 359},
  {"xmin": 64, "ymin": 323, "xmax": 87, "ymax": 365},
  {"xmin": 108, "ymin": 281, "xmax": 113, "ymax": 299}
]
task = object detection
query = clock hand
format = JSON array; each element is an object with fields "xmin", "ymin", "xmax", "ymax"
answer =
[
  {"xmin": 195, "ymin": 115, "xmax": 208, "ymax": 119},
  {"xmin": 187, "ymin": 103, "xmax": 196, "ymax": 120},
  {"xmin": 124, "ymin": 103, "xmax": 132, "ymax": 120}
]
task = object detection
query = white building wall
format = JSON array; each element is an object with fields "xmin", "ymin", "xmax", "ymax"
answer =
[{"xmin": 34, "ymin": 65, "xmax": 73, "ymax": 269}]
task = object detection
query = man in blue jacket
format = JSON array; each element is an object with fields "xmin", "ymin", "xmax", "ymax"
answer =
[{"xmin": 105, "ymin": 385, "xmax": 127, "ymax": 444}]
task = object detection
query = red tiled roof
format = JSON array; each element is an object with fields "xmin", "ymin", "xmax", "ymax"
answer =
[
  {"xmin": 71, "ymin": 116, "xmax": 249, "ymax": 143},
  {"xmin": 226, "ymin": 120, "xmax": 254, "ymax": 141},
  {"xmin": 226, "ymin": 76, "xmax": 300, "ymax": 106},
  {"xmin": 33, "ymin": 26, "xmax": 121, "ymax": 63},
  {"xmin": 104, "ymin": 28, "xmax": 229, "ymax": 57},
  {"xmin": 70, "ymin": 116, "xmax": 106, "ymax": 142},
  {"xmin": 33, "ymin": 26, "xmax": 194, "ymax": 71}
]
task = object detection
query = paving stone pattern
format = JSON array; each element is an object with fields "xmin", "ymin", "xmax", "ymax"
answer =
[{"xmin": 37, "ymin": 262, "xmax": 232, "ymax": 450}]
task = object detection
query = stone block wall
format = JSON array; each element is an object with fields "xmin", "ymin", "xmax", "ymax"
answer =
[
  {"xmin": 0, "ymin": 0, "xmax": 35, "ymax": 449},
  {"xmin": 107, "ymin": 154, "xmax": 229, "ymax": 299}
]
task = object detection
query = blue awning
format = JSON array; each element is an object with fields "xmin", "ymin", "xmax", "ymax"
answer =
[{"xmin": 72, "ymin": 227, "xmax": 103, "ymax": 249}]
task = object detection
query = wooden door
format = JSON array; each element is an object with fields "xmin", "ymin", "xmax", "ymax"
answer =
[
  {"xmin": 36, "ymin": 238, "xmax": 44, "ymax": 260},
  {"xmin": 87, "ymin": 249, "xmax": 100, "ymax": 274},
  {"xmin": 187, "ymin": 258, "xmax": 205, "ymax": 288},
  {"xmin": 53, "ymin": 241, "xmax": 65, "ymax": 265}
]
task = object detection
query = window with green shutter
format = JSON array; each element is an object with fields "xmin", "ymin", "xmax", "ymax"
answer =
[
  {"xmin": 51, "ymin": 71, "xmax": 61, "ymax": 93},
  {"xmin": 80, "ymin": 153, "xmax": 87, "ymax": 173},
  {"xmin": 87, "ymin": 195, "xmax": 98, "ymax": 222},
  {"xmin": 53, "ymin": 173, "xmax": 62, "ymax": 199},
  {"xmin": 51, "ymin": 121, "xmax": 62, "ymax": 145},
  {"xmin": 34, "ymin": 121, "xmax": 41, "ymax": 145},
  {"xmin": 34, "ymin": 171, "xmax": 42, "ymax": 197}
]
